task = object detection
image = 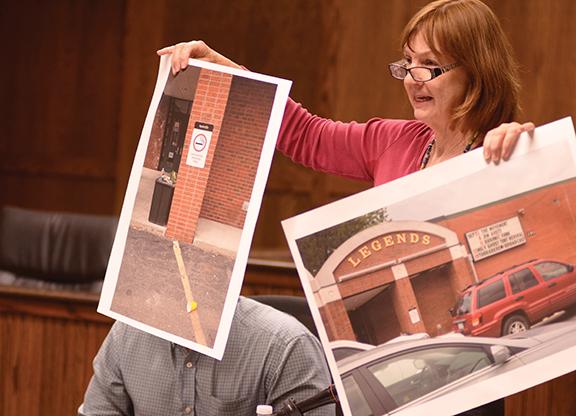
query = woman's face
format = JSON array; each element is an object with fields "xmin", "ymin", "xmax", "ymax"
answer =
[{"xmin": 402, "ymin": 32, "xmax": 469, "ymax": 134}]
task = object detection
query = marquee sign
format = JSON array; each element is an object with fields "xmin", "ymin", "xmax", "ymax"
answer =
[{"xmin": 465, "ymin": 216, "xmax": 526, "ymax": 261}]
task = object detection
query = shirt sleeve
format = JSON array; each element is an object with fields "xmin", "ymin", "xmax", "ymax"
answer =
[
  {"xmin": 265, "ymin": 333, "xmax": 335, "ymax": 416},
  {"xmin": 276, "ymin": 98, "xmax": 414, "ymax": 183},
  {"xmin": 79, "ymin": 322, "xmax": 134, "ymax": 416}
]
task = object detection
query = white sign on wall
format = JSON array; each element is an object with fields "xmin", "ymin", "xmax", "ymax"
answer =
[
  {"xmin": 186, "ymin": 122, "xmax": 214, "ymax": 168},
  {"xmin": 408, "ymin": 307, "xmax": 421, "ymax": 324},
  {"xmin": 465, "ymin": 216, "xmax": 526, "ymax": 261}
]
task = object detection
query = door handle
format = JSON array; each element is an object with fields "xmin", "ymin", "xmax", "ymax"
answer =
[
  {"xmin": 515, "ymin": 296, "xmax": 524, "ymax": 301},
  {"xmin": 548, "ymin": 282, "xmax": 557, "ymax": 288}
]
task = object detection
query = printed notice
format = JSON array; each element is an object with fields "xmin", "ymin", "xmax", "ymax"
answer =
[
  {"xmin": 186, "ymin": 122, "xmax": 214, "ymax": 168},
  {"xmin": 465, "ymin": 216, "xmax": 527, "ymax": 261}
]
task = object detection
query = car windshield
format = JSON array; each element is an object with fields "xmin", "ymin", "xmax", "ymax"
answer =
[
  {"xmin": 453, "ymin": 292, "xmax": 472, "ymax": 316},
  {"xmin": 367, "ymin": 346, "xmax": 492, "ymax": 408}
]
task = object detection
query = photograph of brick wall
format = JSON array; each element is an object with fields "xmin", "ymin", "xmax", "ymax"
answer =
[{"xmin": 103, "ymin": 60, "xmax": 284, "ymax": 355}]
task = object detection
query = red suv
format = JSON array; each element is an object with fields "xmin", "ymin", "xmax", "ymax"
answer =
[{"xmin": 451, "ymin": 259, "xmax": 576, "ymax": 337}]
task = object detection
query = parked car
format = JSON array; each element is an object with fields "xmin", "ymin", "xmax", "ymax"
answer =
[
  {"xmin": 331, "ymin": 340, "xmax": 374, "ymax": 361},
  {"xmin": 384, "ymin": 333, "xmax": 430, "ymax": 345},
  {"xmin": 337, "ymin": 321, "xmax": 576, "ymax": 416},
  {"xmin": 450, "ymin": 259, "xmax": 576, "ymax": 337}
]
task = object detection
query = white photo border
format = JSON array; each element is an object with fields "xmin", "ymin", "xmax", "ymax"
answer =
[
  {"xmin": 283, "ymin": 117, "xmax": 576, "ymax": 415},
  {"xmin": 99, "ymin": 56, "xmax": 292, "ymax": 360}
]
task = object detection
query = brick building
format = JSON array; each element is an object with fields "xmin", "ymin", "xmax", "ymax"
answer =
[
  {"xmin": 143, "ymin": 67, "xmax": 276, "ymax": 244},
  {"xmin": 312, "ymin": 179, "xmax": 576, "ymax": 344}
]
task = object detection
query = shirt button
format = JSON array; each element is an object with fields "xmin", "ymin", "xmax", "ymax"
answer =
[
  {"xmin": 184, "ymin": 406, "xmax": 192, "ymax": 414},
  {"xmin": 186, "ymin": 362, "xmax": 193, "ymax": 368}
]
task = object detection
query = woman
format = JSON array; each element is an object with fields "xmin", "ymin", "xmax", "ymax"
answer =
[
  {"xmin": 158, "ymin": 0, "xmax": 534, "ymax": 183},
  {"xmin": 159, "ymin": 3, "xmax": 527, "ymax": 414}
]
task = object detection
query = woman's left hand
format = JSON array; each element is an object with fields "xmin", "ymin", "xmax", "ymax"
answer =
[{"xmin": 483, "ymin": 122, "xmax": 535, "ymax": 164}]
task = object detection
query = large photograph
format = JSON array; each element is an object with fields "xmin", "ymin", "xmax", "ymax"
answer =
[
  {"xmin": 98, "ymin": 56, "xmax": 291, "ymax": 359},
  {"xmin": 283, "ymin": 118, "xmax": 576, "ymax": 415}
]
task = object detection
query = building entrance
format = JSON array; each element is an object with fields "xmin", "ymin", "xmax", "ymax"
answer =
[{"xmin": 158, "ymin": 97, "xmax": 192, "ymax": 173}]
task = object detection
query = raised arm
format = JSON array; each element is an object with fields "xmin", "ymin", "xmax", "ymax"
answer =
[
  {"xmin": 156, "ymin": 40, "xmax": 432, "ymax": 184},
  {"xmin": 157, "ymin": 40, "xmax": 241, "ymax": 74}
]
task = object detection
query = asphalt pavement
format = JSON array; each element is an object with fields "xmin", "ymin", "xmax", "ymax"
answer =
[{"xmin": 108, "ymin": 167, "xmax": 241, "ymax": 348}]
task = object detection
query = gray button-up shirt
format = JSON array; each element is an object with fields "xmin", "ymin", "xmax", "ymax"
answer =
[{"xmin": 80, "ymin": 297, "xmax": 334, "ymax": 416}]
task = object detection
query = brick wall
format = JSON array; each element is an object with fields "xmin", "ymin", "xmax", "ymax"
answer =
[
  {"xmin": 351, "ymin": 289, "xmax": 402, "ymax": 344},
  {"xmin": 144, "ymin": 94, "xmax": 169, "ymax": 170},
  {"xmin": 339, "ymin": 269, "xmax": 394, "ymax": 299},
  {"xmin": 439, "ymin": 180, "xmax": 576, "ymax": 279},
  {"xmin": 320, "ymin": 299, "xmax": 356, "ymax": 341},
  {"xmin": 391, "ymin": 278, "xmax": 426, "ymax": 335},
  {"xmin": 411, "ymin": 267, "xmax": 457, "ymax": 336},
  {"xmin": 166, "ymin": 69, "xmax": 232, "ymax": 243},
  {"xmin": 199, "ymin": 76, "xmax": 277, "ymax": 228}
]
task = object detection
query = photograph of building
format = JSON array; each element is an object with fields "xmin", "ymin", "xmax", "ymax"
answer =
[
  {"xmin": 284, "ymin": 124, "xmax": 576, "ymax": 414},
  {"xmin": 306, "ymin": 179, "xmax": 576, "ymax": 345}
]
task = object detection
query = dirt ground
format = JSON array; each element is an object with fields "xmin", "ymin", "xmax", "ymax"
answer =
[{"xmin": 110, "ymin": 227, "xmax": 235, "ymax": 348}]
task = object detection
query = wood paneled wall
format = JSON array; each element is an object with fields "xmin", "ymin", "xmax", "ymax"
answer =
[
  {"xmin": 2, "ymin": 0, "xmax": 574, "ymax": 249},
  {"xmin": 0, "ymin": 288, "xmax": 112, "ymax": 415},
  {"xmin": 0, "ymin": 0, "xmax": 125, "ymax": 214},
  {"xmin": 0, "ymin": 268, "xmax": 302, "ymax": 415},
  {"xmin": 0, "ymin": 1, "xmax": 575, "ymax": 415}
]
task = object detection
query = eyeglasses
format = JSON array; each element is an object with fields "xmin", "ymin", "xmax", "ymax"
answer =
[{"xmin": 388, "ymin": 60, "xmax": 459, "ymax": 82}]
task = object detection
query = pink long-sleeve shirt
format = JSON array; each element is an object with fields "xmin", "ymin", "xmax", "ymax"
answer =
[{"xmin": 276, "ymin": 99, "xmax": 435, "ymax": 186}]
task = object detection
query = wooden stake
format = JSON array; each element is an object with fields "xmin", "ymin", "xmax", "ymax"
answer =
[{"xmin": 172, "ymin": 240, "xmax": 206, "ymax": 345}]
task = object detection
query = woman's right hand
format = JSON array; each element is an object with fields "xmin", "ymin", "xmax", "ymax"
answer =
[{"xmin": 156, "ymin": 40, "xmax": 241, "ymax": 75}]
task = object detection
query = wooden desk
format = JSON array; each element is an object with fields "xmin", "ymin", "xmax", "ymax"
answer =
[
  {"xmin": 0, "ymin": 286, "xmax": 113, "ymax": 416},
  {"xmin": 0, "ymin": 262, "xmax": 304, "ymax": 416}
]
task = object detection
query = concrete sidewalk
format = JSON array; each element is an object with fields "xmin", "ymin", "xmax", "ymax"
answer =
[{"xmin": 130, "ymin": 167, "xmax": 242, "ymax": 256}]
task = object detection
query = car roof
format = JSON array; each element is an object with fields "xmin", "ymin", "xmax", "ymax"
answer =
[
  {"xmin": 383, "ymin": 333, "xmax": 430, "ymax": 344},
  {"xmin": 330, "ymin": 340, "xmax": 374, "ymax": 350},
  {"xmin": 338, "ymin": 335, "xmax": 539, "ymax": 374},
  {"xmin": 330, "ymin": 340, "xmax": 375, "ymax": 361},
  {"xmin": 460, "ymin": 258, "xmax": 562, "ymax": 293}
]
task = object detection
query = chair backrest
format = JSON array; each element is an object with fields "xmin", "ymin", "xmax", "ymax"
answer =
[{"xmin": 0, "ymin": 206, "xmax": 118, "ymax": 284}]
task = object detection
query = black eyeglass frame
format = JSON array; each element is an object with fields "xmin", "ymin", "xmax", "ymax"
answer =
[{"xmin": 388, "ymin": 60, "xmax": 459, "ymax": 82}]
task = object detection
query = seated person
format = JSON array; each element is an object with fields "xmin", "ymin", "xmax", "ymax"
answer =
[{"xmin": 79, "ymin": 296, "xmax": 333, "ymax": 416}]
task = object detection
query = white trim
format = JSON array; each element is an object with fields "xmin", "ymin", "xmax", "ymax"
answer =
[
  {"xmin": 392, "ymin": 263, "xmax": 409, "ymax": 280},
  {"xmin": 318, "ymin": 285, "xmax": 342, "ymax": 305}
]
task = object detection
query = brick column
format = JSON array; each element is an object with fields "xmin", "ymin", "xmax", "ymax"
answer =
[
  {"xmin": 320, "ymin": 300, "xmax": 357, "ymax": 341},
  {"xmin": 392, "ymin": 277, "xmax": 427, "ymax": 334},
  {"xmin": 450, "ymin": 256, "xmax": 477, "ymax": 293},
  {"xmin": 166, "ymin": 69, "xmax": 233, "ymax": 243}
]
